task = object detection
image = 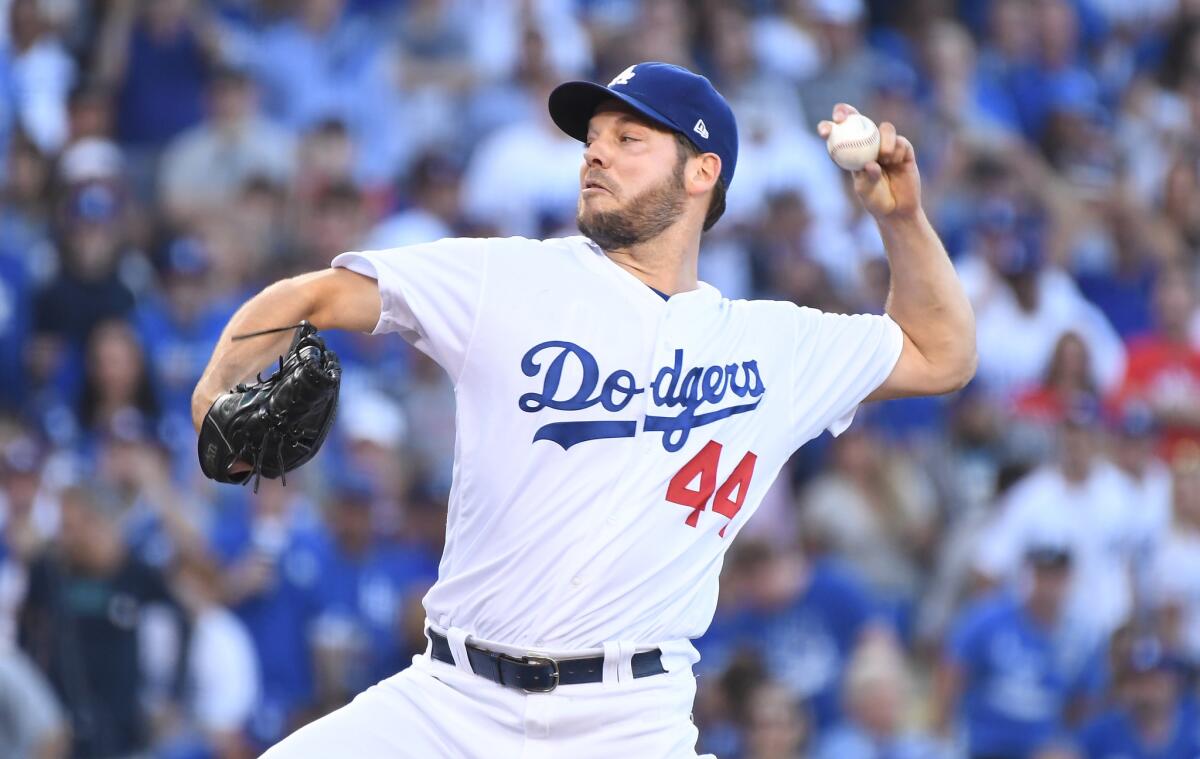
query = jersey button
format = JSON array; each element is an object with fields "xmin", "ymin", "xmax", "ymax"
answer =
[{"xmin": 571, "ymin": 576, "xmax": 583, "ymax": 587}]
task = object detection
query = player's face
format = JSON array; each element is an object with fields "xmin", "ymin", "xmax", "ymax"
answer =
[{"xmin": 576, "ymin": 102, "xmax": 688, "ymax": 250}]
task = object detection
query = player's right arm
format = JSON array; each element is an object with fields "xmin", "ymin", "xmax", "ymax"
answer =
[{"xmin": 190, "ymin": 268, "xmax": 380, "ymax": 433}]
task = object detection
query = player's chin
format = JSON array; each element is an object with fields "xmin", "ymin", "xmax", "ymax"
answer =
[{"xmin": 578, "ymin": 198, "xmax": 613, "ymax": 222}]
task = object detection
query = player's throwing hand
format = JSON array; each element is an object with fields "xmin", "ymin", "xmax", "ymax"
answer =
[{"xmin": 818, "ymin": 103, "xmax": 921, "ymax": 220}]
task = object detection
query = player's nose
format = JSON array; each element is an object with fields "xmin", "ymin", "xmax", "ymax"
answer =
[{"xmin": 583, "ymin": 136, "xmax": 612, "ymax": 168}]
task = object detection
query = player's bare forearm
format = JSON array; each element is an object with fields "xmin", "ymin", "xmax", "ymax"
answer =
[
  {"xmin": 819, "ymin": 103, "xmax": 976, "ymax": 400},
  {"xmin": 191, "ymin": 268, "xmax": 379, "ymax": 431},
  {"xmin": 874, "ymin": 209, "xmax": 977, "ymax": 399}
]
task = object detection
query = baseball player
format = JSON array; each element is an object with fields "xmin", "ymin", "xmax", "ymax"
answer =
[{"xmin": 192, "ymin": 62, "xmax": 976, "ymax": 757}]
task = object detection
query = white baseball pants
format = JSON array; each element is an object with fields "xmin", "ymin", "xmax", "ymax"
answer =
[{"xmin": 261, "ymin": 651, "xmax": 712, "ymax": 758}]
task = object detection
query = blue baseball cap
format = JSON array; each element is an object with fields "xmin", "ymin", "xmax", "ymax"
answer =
[{"xmin": 548, "ymin": 62, "xmax": 738, "ymax": 189}]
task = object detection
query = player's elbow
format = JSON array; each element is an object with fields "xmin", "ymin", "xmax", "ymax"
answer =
[
  {"xmin": 920, "ymin": 336, "xmax": 977, "ymax": 396},
  {"xmin": 941, "ymin": 347, "xmax": 978, "ymax": 394},
  {"xmin": 287, "ymin": 269, "xmax": 381, "ymax": 334},
  {"xmin": 934, "ymin": 314, "xmax": 978, "ymax": 393}
]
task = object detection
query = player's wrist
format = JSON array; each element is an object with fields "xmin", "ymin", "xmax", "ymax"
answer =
[
  {"xmin": 191, "ymin": 378, "xmax": 225, "ymax": 431},
  {"xmin": 874, "ymin": 204, "xmax": 928, "ymax": 229}
]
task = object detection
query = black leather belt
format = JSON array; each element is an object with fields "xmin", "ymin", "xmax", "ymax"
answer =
[{"xmin": 429, "ymin": 630, "xmax": 666, "ymax": 693}]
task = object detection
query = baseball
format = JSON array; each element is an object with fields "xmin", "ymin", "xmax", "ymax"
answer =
[{"xmin": 826, "ymin": 113, "xmax": 881, "ymax": 172}]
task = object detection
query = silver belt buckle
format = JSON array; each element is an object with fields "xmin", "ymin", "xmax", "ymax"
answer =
[{"xmin": 509, "ymin": 653, "xmax": 560, "ymax": 693}]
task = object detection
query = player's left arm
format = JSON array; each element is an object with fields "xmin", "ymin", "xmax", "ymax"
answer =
[{"xmin": 819, "ymin": 104, "xmax": 977, "ymax": 401}]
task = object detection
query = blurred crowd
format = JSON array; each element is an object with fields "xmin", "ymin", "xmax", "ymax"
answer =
[{"xmin": 1, "ymin": 0, "xmax": 1200, "ymax": 756}]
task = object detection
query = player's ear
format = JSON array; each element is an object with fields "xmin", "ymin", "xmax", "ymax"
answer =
[{"xmin": 686, "ymin": 153, "xmax": 721, "ymax": 198}]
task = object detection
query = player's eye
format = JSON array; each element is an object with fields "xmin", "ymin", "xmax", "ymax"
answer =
[{"xmin": 620, "ymin": 135, "xmax": 639, "ymax": 143}]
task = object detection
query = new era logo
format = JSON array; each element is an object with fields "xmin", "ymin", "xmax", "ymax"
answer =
[
  {"xmin": 693, "ymin": 119, "xmax": 709, "ymax": 139},
  {"xmin": 609, "ymin": 65, "xmax": 637, "ymax": 87}
]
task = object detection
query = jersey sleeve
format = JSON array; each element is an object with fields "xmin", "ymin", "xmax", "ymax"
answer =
[
  {"xmin": 331, "ymin": 238, "xmax": 489, "ymax": 383},
  {"xmin": 789, "ymin": 306, "xmax": 903, "ymax": 442}
]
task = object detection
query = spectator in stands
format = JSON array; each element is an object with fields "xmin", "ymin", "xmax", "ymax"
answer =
[
  {"xmin": 1116, "ymin": 270, "xmax": 1200, "ymax": 463},
  {"xmin": 19, "ymin": 485, "xmax": 190, "ymax": 758},
  {"xmin": 208, "ymin": 481, "xmax": 321, "ymax": 748},
  {"xmin": 297, "ymin": 181, "xmax": 368, "ymax": 270},
  {"xmin": 959, "ymin": 199, "xmax": 1126, "ymax": 398},
  {"xmin": 796, "ymin": 0, "xmax": 878, "ymax": 134},
  {"xmin": 94, "ymin": 0, "xmax": 221, "ymax": 155},
  {"xmin": 366, "ymin": 151, "xmax": 464, "ymax": 249},
  {"xmin": 1077, "ymin": 639, "xmax": 1199, "ymax": 759},
  {"xmin": 0, "ymin": 0, "xmax": 75, "ymax": 156},
  {"xmin": 742, "ymin": 679, "xmax": 810, "ymax": 759},
  {"xmin": 159, "ymin": 65, "xmax": 296, "ymax": 224},
  {"xmin": 460, "ymin": 52, "xmax": 582, "ymax": 238},
  {"xmin": 1007, "ymin": 332, "xmax": 1096, "ymax": 463},
  {"xmin": 799, "ymin": 426, "xmax": 939, "ymax": 630},
  {"xmin": 1073, "ymin": 201, "xmax": 1167, "ymax": 340},
  {"xmin": 157, "ymin": 558, "xmax": 259, "ymax": 759},
  {"xmin": 749, "ymin": 191, "xmax": 842, "ymax": 311},
  {"xmin": 396, "ymin": 350, "xmax": 455, "ymax": 488},
  {"xmin": 1007, "ymin": 0, "xmax": 1098, "ymax": 143},
  {"xmin": 0, "ymin": 132, "xmax": 51, "ymax": 407},
  {"xmin": 1108, "ymin": 405, "xmax": 1172, "ymax": 591},
  {"xmin": 309, "ymin": 477, "xmax": 436, "ymax": 710},
  {"xmin": 1160, "ymin": 156, "xmax": 1200, "ymax": 253},
  {"xmin": 0, "ymin": 433, "xmax": 52, "ymax": 568},
  {"xmin": 815, "ymin": 635, "xmax": 946, "ymax": 759},
  {"xmin": 251, "ymin": 0, "xmax": 384, "ymax": 131},
  {"xmin": 695, "ymin": 540, "xmax": 893, "ymax": 736},
  {"xmin": 95, "ymin": 410, "xmax": 211, "ymax": 574},
  {"xmin": 976, "ymin": 397, "xmax": 1142, "ymax": 638},
  {"xmin": 920, "ymin": 18, "xmax": 1022, "ymax": 137},
  {"xmin": 134, "ymin": 234, "xmax": 238, "ymax": 464},
  {"xmin": 32, "ymin": 180, "xmax": 134, "ymax": 360},
  {"xmin": 936, "ymin": 540, "xmax": 1106, "ymax": 759},
  {"xmin": 0, "ymin": 646, "xmax": 69, "ymax": 758},
  {"xmin": 0, "ymin": 131, "xmax": 53, "ymax": 261},
  {"xmin": 230, "ymin": 175, "xmax": 290, "ymax": 265},
  {"xmin": 77, "ymin": 321, "xmax": 158, "ymax": 437},
  {"xmin": 66, "ymin": 84, "xmax": 115, "ymax": 146},
  {"xmin": 292, "ymin": 119, "xmax": 362, "ymax": 211},
  {"xmin": 1149, "ymin": 453, "xmax": 1200, "ymax": 667}
]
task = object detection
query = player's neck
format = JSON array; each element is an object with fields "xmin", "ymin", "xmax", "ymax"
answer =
[{"xmin": 602, "ymin": 226, "xmax": 701, "ymax": 296}]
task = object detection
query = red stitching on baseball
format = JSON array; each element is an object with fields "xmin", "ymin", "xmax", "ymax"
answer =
[{"xmin": 829, "ymin": 132, "xmax": 880, "ymax": 159}]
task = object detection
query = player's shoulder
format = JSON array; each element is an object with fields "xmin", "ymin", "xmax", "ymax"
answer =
[
  {"xmin": 488, "ymin": 234, "xmax": 597, "ymax": 258},
  {"xmin": 353, "ymin": 234, "xmax": 594, "ymax": 267},
  {"xmin": 717, "ymin": 293, "xmax": 804, "ymax": 322},
  {"xmin": 721, "ymin": 297, "xmax": 886, "ymax": 336}
]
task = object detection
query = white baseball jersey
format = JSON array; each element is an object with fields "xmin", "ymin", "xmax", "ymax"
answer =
[
  {"xmin": 974, "ymin": 462, "xmax": 1141, "ymax": 637},
  {"xmin": 332, "ymin": 235, "xmax": 901, "ymax": 658}
]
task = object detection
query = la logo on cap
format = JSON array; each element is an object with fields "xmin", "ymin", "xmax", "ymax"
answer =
[
  {"xmin": 693, "ymin": 119, "xmax": 709, "ymax": 139},
  {"xmin": 609, "ymin": 65, "xmax": 637, "ymax": 87}
]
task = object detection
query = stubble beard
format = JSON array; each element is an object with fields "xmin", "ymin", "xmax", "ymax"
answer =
[{"xmin": 576, "ymin": 161, "xmax": 687, "ymax": 251}]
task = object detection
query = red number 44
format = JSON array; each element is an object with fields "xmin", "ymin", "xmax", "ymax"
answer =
[{"xmin": 665, "ymin": 441, "xmax": 757, "ymax": 537}]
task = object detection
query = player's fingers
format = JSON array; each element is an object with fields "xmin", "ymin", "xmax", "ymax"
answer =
[
  {"xmin": 817, "ymin": 120, "xmax": 833, "ymax": 138},
  {"xmin": 831, "ymin": 103, "xmax": 859, "ymax": 123},
  {"xmin": 891, "ymin": 135, "xmax": 915, "ymax": 166},
  {"xmin": 877, "ymin": 122, "xmax": 897, "ymax": 162},
  {"xmin": 861, "ymin": 161, "xmax": 883, "ymax": 182}
]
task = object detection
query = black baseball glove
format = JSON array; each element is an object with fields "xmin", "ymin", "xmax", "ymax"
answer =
[{"xmin": 198, "ymin": 321, "xmax": 341, "ymax": 491}]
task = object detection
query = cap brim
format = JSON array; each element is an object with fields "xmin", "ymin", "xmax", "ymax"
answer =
[{"xmin": 548, "ymin": 81, "xmax": 679, "ymax": 142}]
